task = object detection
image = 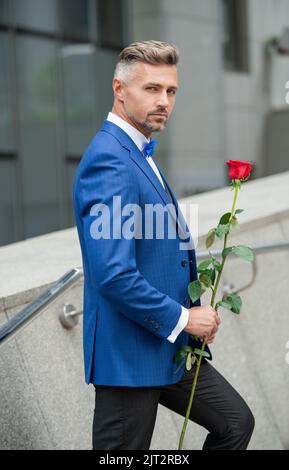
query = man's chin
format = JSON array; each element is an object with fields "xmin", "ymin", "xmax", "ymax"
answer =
[
  {"xmin": 151, "ymin": 126, "xmax": 164, "ymax": 133},
  {"xmin": 142, "ymin": 119, "xmax": 166, "ymax": 133},
  {"xmin": 152, "ymin": 123, "xmax": 166, "ymax": 132},
  {"xmin": 147, "ymin": 121, "xmax": 166, "ymax": 132}
]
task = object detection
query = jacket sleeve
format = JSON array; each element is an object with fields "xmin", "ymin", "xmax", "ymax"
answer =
[{"xmin": 77, "ymin": 150, "xmax": 183, "ymax": 341}]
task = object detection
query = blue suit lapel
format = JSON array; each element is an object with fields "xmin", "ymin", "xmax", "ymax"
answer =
[
  {"xmin": 101, "ymin": 121, "xmax": 170, "ymax": 203},
  {"xmin": 100, "ymin": 120, "xmax": 191, "ymax": 243},
  {"xmin": 157, "ymin": 166, "xmax": 198, "ymax": 282}
]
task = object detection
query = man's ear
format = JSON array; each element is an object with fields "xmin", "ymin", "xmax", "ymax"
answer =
[{"xmin": 112, "ymin": 78, "xmax": 125, "ymax": 102}]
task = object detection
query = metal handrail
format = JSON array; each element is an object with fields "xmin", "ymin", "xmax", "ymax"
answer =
[
  {"xmin": 196, "ymin": 240, "xmax": 289, "ymax": 295},
  {"xmin": 0, "ymin": 268, "xmax": 82, "ymax": 350},
  {"xmin": 0, "ymin": 240, "xmax": 289, "ymax": 350},
  {"xmin": 196, "ymin": 240, "xmax": 289, "ymax": 259}
]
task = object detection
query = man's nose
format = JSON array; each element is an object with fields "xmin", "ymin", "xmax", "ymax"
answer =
[{"xmin": 156, "ymin": 91, "xmax": 169, "ymax": 108}]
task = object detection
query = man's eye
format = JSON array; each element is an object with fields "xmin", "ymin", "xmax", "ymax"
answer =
[
  {"xmin": 147, "ymin": 87, "xmax": 157, "ymax": 91},
  {"xmin": 168, "ymin": 89, "xmax": 176, "ymax": 95}
]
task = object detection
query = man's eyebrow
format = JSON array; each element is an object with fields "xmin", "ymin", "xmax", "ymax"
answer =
[{"xmin": 144, "ymin": 82, "xmax": 179, "ymax": 90}]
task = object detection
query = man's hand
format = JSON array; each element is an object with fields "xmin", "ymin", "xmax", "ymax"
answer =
[
  {"xmin": 203, "ymin": 321, "xmax": 219, "ymax": 344},
  {"xmin": 183, "ymin": 305, "xmax": 221, "ymax": 343}
]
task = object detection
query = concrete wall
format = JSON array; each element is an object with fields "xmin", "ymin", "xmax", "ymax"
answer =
[
  {"xmin": 224, "ymin": 0, "xmax": 289, "ymax": 180},
  {"xmin": 0, "ymin": 282, "xmax": 91, "ymax": 450},
  {"xmin": 264, "ymin": 109, "xmax": 289, "ymax": 176}
]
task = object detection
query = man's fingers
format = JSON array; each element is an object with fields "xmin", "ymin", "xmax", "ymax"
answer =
[
  {"xmin": 215, "ymin": 312, "xmax": 221, "ymax": 325},
  {"xmin": 203, "ymin": 335, "xmax": 215, "ymax": 344},
  {"xmin": 207, "ymin": 336, "xmax": 215, "ymax": 344},
  {"xmin": 210, "ymin": 324, "xmax": 218, "ymax": 335}
]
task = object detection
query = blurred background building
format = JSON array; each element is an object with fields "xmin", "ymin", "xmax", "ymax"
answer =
[{"xmin": 1, "ymin": 0, "xmax": 289, "ymax": 247}]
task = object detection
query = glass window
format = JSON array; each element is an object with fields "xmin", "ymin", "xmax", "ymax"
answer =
[
  {"xmin": 0, "ymin": 0, "xmax": 11, "ymax": 24},
  {"xmin": 12, "ymin": 0, "xmax": 92, "ymax": 39},
  {"xmin": 16, "ymin": 36, "xmax": 60, "ymax": 238},
  {"xmin": 13, "ymin": 0, "xmax": 59, "ymax": 33},
  {"xmin": 0, "ymin": 157, "xmax": 17, "ymax": 246},
  {"xmin": 97, "ymin": 0, "xmax": 125, "ymax": 49},
  {"xmin": 66, "ymin": 157, "xmax": 80, "ymax": 226},
  {"xmin": 219, "ymin": 0, "xmax": 249, "ymax": 72},
  {"xmin": 0, "ymin": 32, "xmax": 14, "ymax": 151},
  {"xmin": 60, "ymin": 45, "xmax": 118, "ymax": 158},
  {"xmin": 60, "ymin": 42, "xmax": 98, "ymax": 156},
  {"xmin": 96, "ymin": 47, "xmax": 118, "ymax": 114},
  {"xmin": 58, "ymin": 0, "xmax": 89, "ymax": 40}
]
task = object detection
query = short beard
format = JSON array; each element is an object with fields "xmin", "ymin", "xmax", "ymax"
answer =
[
  {"xmin": 142, "ymin": 118, "xmax": 165, "ymax": 133},
  {"xmin": 127, "ymin": 112, "xmax": 166, "ymax": 134}
]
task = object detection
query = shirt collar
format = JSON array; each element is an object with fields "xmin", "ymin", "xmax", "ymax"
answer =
[{"xmin": 107, "ymin": 112, "xmax": 150, "ymax": 152}]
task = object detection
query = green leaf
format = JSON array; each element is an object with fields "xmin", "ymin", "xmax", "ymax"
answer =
[
  {"xmin": 173, "ymin": 348, "xmax": 188, "ymax": 372},
  {"xmin": 200, "ymin": 282, "xmax": 208, "ymax": 296},
  {"xmin": 199, "ymin": 272, "xmax": 212, "ymax": 288},
  {"xmin": 226, "ymin": 293, "xmax": 242, "ymax": 314},
  {"xmin": 206, "ymin": 228, "xmax": 216, "ymax": 249},
  {"xmin": 222, "ymin": 246, "xmax": 233, "ymax": 258},
  {"xmin": 219, "ymin": 212, "xmax": 231, "ymax": 225},
  {"xmin": 188, "ymin": 280, "xmax": 202, "ymax": 303},
  {"xmin": 216, "ymin": 294, "xmax": 242, "ymax": 314},
  {"xmin": 182, "ymin": 345, "xmax": 193, "ymax": 353},
  {"xmin": 207, "ymin": 268, "xmax": 216, "ymax": 285},
  {"xmin": 190, "ymin": 335, "xmax": 199, "ymax": 342},
  {"xmin": 235, "ymin": 209, "xmax": 244, "ymax": 215},
  {"xmin": 231, "ymin": 216, "xmax": 240, "ymax": 228},
  {"xmin": 212, "ymin": 258, "xmax": 222, "ymax": 272},
  {"xmin": 215, "ymin": 223, "xmax": 230, "ymax": 239},
  {"xmin": 173, "ymin": 350, "xmax": 186, "ymax": 363},
  {"xmin": 193, "ymin": 348, "xmax": 210, "ymax": 358},
  {"xmin": 186, "ymin": 353, "xmax": 192, "ymax": 371},
  {"xmin": 232, "ymin": 245, "xmax": 254, "ymax": 262},
  {"xmin": 216, "ymin": 299, "xmax": 233, "ymax": 311},
  {"xmin": 200, "ymin": 268, "xmax": 216, "ymax": 285},
  {"xmin": 186, "ymin": 352, "xmax": 197, "ymax": 370},
  {"xmin": 197, "ymin": 259, "xmax": 212, "ymax": 273}
]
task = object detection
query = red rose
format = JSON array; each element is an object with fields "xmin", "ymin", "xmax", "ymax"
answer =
[{"xmin": 226, "ymin": 160, "xmax": 253, "ymax": 180}]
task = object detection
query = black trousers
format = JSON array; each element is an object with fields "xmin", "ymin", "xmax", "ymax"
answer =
[{"xmin": 92, "ymin": 360, "xmax": 255, "ymax": 450}]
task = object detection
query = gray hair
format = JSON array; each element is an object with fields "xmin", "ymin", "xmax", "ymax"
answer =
[{"xmin": 113, "ymin": 40, "xmax": 179, "ymax": 84}]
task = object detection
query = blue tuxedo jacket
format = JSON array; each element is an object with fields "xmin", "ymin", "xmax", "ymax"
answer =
[{"xmin": 73, "ymin": 120, "xmax": 211, "ymax": 386}]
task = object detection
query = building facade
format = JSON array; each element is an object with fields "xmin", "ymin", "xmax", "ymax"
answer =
[{"xmin": 1, "ymin": 0, "xmax": 289, "ymax": 246}]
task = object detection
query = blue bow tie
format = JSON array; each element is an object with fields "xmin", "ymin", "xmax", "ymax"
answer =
[{"xmin": 143, "ymin": 139, "xmax": 159, "ymax": 157}]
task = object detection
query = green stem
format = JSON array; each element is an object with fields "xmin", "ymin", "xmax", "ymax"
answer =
[
  {"xmin": 211, "ymin": 180, "xmax": 239, "ymax": 306},
  {"xmin": 178, "ymin": 180, "xmax": 240, "ymax": 450},
  {"xmin": 178, "ymin": 341, "xmax": 205, "ymax": 449},
  {"xmin": 229, "ymin": 180, "xmax": 240, "ymax": 222}
]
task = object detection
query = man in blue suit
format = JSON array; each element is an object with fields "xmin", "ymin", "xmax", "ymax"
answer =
[{"xmin": 73, "ymin": 40, "xmax": 254, "ymax": 450}]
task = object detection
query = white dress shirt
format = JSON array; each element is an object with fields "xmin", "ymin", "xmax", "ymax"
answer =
[{"xmin": 106, "ymin": 112, "xmax": 189, "ymax": 343}]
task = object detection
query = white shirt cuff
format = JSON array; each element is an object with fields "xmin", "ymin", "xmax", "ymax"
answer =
[{"xmin": 167, "ymin": 306, "xmax": 189, "ymax": 343}]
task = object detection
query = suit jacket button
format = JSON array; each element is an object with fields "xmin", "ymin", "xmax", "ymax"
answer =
[{"xmin": 181, "ymin": 260, "xmax": 188, "ymax": 267}]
